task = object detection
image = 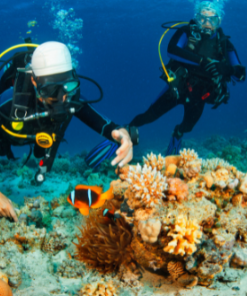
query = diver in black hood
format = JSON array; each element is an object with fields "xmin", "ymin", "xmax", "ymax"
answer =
[
  {"xmin": 0, "ymin": 41, "xmax": 139, "ymax": 222},
  {"xmin": 129, "ymin": 0, "xmax": 245, "ymax": 155}
]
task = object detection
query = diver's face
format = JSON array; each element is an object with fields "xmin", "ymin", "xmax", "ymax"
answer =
[
  {"xmin": 31, "ymin": 76, "xmax": 67, "ymax": 104},
  {"xmin": 200, "ymin": 9, "xmax": 218, "ymax": 32}
]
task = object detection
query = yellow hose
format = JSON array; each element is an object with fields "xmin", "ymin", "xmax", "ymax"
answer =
[
  {"xmin": 158, "ymin": 22, "xmax": 189, "ymax": 83},
  {"xmin": 1, "ymin": 125, "xmax": 28, "ymax": 138},
  {"xmin": 0, "ymin": 44, "xmax": 39, "ymax": 59}
]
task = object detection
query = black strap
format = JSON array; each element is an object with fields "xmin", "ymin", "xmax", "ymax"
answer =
[{"xmin": 45, "ymin": 114, "xmax": 73, "ymax": 172}]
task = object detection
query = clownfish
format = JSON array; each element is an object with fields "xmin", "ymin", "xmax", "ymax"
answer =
[
  {"xmin": 67, "ymin": 185, "xmax": 114, "ymax": 216},
  {"xmin": 102, "ymin": 207, "xmax": 116, "ymax": 222}
]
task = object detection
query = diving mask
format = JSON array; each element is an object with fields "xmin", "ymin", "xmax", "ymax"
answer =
[
  {"xmin": 34, "ymin": 70, "xmax": 80, "ymax": 99},
  {"xmin": 195, "ymin": 13, "xmax": 220, "ymax": 30}
]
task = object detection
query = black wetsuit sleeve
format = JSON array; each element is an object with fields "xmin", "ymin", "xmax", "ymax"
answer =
[
  {"xmin": 74, "ymin": 103, "xmax": 119, "ymax": 140},
  {"xmin": 167, "ymin": 25, "xmax": 202, "ymax": 66},
  {"xmin": 226, "ymin": 39, "xmax": 246, "ymax": 81}
]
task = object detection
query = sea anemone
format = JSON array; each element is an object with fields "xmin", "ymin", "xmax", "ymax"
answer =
[{"xmin": 74, "ymin": 209, "xmax": 133, "ymax": 273}]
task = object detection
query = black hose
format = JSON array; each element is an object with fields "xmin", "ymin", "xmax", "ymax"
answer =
[{"xmin": 77, "ymin": 74, "xmax": 103, "ymax": 104}]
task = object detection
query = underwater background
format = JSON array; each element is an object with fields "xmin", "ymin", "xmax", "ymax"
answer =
[
  {"xmin": 1, "ymin": 1, "xmax": 247, "ymax": 296},
  {"xmin": 1, "ymin": 0, "xmax": 246, "ymax": 157}
]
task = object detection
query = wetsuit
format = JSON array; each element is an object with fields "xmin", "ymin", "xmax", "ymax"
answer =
[
  {"xmin": 0, "ymin": 87, "xmax": 119, "ymax": 163},
  {"xmin": 130, "ymin": 20, "xmax": 245, "ymax": 142}
]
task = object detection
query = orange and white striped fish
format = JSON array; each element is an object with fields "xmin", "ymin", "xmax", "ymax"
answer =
[{"xmin": 67, "ymin": 185, "xmax": 114, "ymax": 216}]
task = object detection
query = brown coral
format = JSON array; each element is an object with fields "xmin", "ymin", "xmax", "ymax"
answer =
[
  {"xmin": 74, "ymin": 209, "xmax": 133, "ymax": 273},
  {"xmin": 231, "ymin": 194, "xmax": 243, "ymax": 207},
  {"xmin": 167, "ymin": 261, "xmax": 185, "ymax": 280},
  {"xmin": 166, "ymin": 178, "xmax": 189, "ymax": 202}
]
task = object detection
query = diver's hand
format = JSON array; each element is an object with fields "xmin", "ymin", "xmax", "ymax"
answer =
[
  {"xmin": 233, "ymin": 65, "xmax": 246, "ymax": 81},
  {"xmin": 111, "ymin": 128, "xmax": 133, "ymax": 167},
  {"xmin": 0, "ymin": 192, "xmax": 18, "ymax": 222},
  {"xmin": 204, "ymin": 58, "xmax": 234, "ymax": 77}
]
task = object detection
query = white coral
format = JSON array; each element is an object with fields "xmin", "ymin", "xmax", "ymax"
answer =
[
  {"xmin": 201, "ymin": 158, "xmax": 232, "ymax": 172},
  {"xmin": 179, "ymin": 149, "xmax": 199, "ymax": 168},
  {"xmin": 126, "ymin": 164, "xmax": 167, "ymax": 208},
  {"xmin": 143, "ymin": 152, "xmax": 166, "ymax": 171},
  {"xmin": 138, "ymin": 219, "xmax": 161, "ymax": 243}
]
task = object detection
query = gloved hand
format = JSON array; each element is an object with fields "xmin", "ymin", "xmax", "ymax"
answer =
[
  {"xmin": 201, "ymin": 58, "xmax": 234, "ymax": 77},
  {"xmin": 233, "ymin": 65, "xmax": 246, "ymax": 81}
]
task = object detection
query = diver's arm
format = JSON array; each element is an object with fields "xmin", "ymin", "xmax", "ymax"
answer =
[
  {"xmin": 75, "ymin": 103, "xmax": 136, "ymax": 167},
  {"xmin": 167, "ymin": 26, "xmax": 202, "ymax": 66},
  {"xmin": 75, "ymin": 103, "xmax": 119, "ymax": 140},
  {"xmin": 227, "ymin": 40, "xmax": 246, "ymax": 82}
]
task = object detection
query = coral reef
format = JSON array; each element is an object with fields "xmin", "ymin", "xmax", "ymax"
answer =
[
  {"xmin": 2, "ymin": 142, "xmax": 247, "ymax": 296},
  {"xmin": 96, "ymin": 150, "xmax": 247, "ymax": 288}
]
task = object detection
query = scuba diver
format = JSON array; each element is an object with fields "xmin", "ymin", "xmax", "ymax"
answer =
[
  {"xmin": 130, "ymin": 0, "xmax": 245, "ymax": 155},
  {"xmin": 0, "ymin": 41, "xmax": 139, "ymax": 222},
  {"xmin": 85, "ymin": 0, "xmax": 245, "ymax": 168}
]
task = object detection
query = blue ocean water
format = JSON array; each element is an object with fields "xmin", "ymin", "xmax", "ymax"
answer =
[{"xmin": 0, "ymin": 0, "xmax": 246, "ymax": 155}]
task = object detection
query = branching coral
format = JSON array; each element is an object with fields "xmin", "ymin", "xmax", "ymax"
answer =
[
  {"xmin": 126, "ymin": 164, "xmax": 167, "ymax": 208},
  {"xmin": 74, "ymin": 210, "xmax": 133, "ymax": 273},
  {"xmin": 183, "ymin": 160, "xmax": 202, "ymax": 179},
  {"xmin": 179, "ymin": 149, "xmax": 199, "ymax": 168},
  {"xmin": 143, "ymin": 152, "xmax": 165, "ymax": 172},
  {"xmin": 201, "ymin": 158, "xmax": 232, "ymax": 172},
  {"xmin": 164, "ymin": 215, "xmax": 202, "ymax": 256}
]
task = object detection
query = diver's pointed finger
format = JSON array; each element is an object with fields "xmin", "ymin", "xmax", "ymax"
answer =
[
  {"xmin": 116, "ymin": 140, "xmax": 129, "ymax": 155},
  {"xmin": 118, "ymin": 150, "xmax": 133, "ymax": 167}
]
